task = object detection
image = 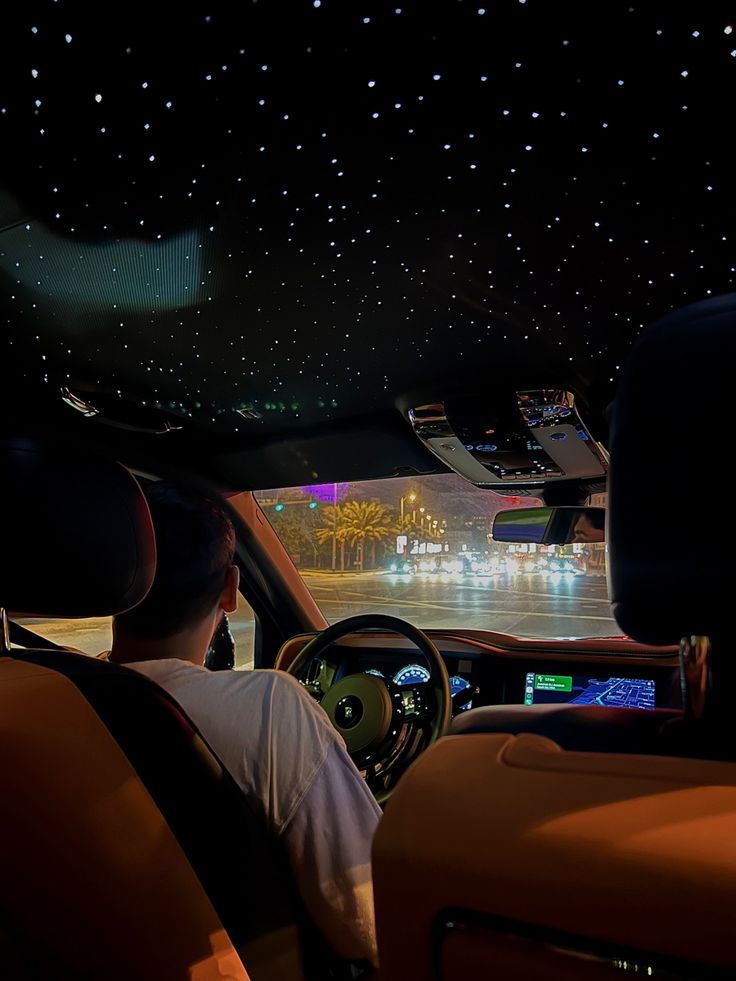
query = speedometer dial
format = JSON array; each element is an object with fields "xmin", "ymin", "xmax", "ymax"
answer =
[
  {"xmin": 450, "ymin": 675, "xmax": 473, "ymax": 710},
  {"xmin": 393, "ymin": 663, "xmax": 430, "ymax": 686},
  {"xmin": 450, "ymin": 675, "xmax": 471, "ymax": 697}
]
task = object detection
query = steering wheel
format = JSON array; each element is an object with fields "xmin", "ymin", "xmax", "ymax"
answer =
[{"xmin": 283, "ymin": 614, "xmax": 452, "ymax": 803}]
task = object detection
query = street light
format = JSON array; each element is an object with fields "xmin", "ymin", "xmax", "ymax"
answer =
[
  {"xmin": 400, "ymin": 491, "xmax": 417, "ymax": 524},
  {"xmin": 332, "ymin": 482, "xmax": 339, "ymax": 572}
]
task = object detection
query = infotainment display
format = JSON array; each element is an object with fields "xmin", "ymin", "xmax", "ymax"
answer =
[{"xmin": 524, "ymin": 673, "xmax": 655, "ymax": 710}]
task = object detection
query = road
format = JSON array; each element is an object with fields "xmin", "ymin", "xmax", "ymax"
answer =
[
  {"xmin": 303, "ymin": 570, "xmax": 619, "ymax": 639},
  {"xmin": 17, "ymin": 570, "xmax": 619, "ymax": 668}
]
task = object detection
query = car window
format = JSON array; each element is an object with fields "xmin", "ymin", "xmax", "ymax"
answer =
[
  {"xmin": 13, "ymin": 592, "xmax": 257, "ymax": 668},
  {"xmin": 228, "ymin": 594, "xmax": 257, "ymax": 670},
  {"xmin": 254, "ymin": 474, "xmax": 618, "ymax": 641},
  {"xmin": 13, "ymin": 615, "xmax": 114, "ymax": 656}
]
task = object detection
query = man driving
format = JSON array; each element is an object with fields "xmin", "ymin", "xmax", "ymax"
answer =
[{"xmin": 107, "ymin": 482, "xmax": 381, "ymax": 967}]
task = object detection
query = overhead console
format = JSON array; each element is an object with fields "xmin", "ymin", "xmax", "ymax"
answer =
[{"xmin": 409, "ymin": 390, "xmax": 608, "ymax": 488}]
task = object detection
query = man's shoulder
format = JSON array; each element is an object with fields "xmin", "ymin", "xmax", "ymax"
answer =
[
  {"xmin": 129, "ymin": 660, "xmax": 340, "ymax": 758},
  {"xmin": 192, "ymin": 668, "xmax": 338, "ymax": 736},
  {"xmin": 200, "ymin": 670, "xmax": 343, "ymax": 794},
  {"xmin": 215, "ymin": 667, "xmax": 310, "ymax": 699},
  {"xmin": 134, "ymin": 660, "xmax": 299, "ymax": 693}
]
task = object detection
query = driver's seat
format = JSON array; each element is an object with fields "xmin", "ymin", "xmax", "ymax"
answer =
[{"xmin": 0, "ymin": 437, "xmax": 318, "ymax": 981}]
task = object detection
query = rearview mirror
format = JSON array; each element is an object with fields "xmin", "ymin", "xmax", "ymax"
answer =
[{"xmin": 492, "ymin": 507, "xmax": 605, "ymax": 545}]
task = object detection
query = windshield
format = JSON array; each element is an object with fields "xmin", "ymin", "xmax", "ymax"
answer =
[{"xmin": 254, "ymin": 475, "xmax": 619, "ymax": 640}]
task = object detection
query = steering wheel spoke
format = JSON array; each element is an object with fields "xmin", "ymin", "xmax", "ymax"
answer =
[
  {"xmin": 299, "ymin": 654, "xmax": 339, "ymax": 701},
  {"xmin": 400, "ymin": 681, "xmax": 436, "ymax": 723}
]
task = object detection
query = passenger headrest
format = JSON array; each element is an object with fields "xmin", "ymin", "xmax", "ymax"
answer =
[
  {"xmin": 608, "ymin": 293, "xmax": 736, "ymax": 645},
  {"xmin": 1, "ymin": 438, "xmax": 155, "ymax": 618}
]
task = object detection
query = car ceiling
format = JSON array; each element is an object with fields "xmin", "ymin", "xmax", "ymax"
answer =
[{"xmin": 1, "ymin": 3, "xmax": 734, "ymax": 490}]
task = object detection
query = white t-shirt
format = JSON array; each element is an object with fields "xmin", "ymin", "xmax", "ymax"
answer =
[{"xmin": 126, "ymin": 659, "xmax": 381, "ymax": 965}]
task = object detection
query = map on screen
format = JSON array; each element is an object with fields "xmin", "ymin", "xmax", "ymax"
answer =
[{"xmin": 525, "ymin": 673, "xmax": 655, "ymax": 710}]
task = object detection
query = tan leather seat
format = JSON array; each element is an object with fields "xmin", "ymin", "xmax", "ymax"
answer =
[
  {"xmin": 0, "ymin": 656, "xmax": 249, "ymax": 981},
  {"xmin": 373, "ymin": 294, "xmax": 736, "ymax": 978},
  {"xmin": 0, "ymin": 438, "xmax": 307, "ymax": 980},
  {"xmin": 374, "ymin": 731, "xmax": 736, "ymax": 980}
]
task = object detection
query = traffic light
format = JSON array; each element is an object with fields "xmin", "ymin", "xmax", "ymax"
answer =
[
  {"xmin": 309, "ymin": 501, "xmax": 318, "ymax": 509},
  {"xmin": 274, "ymin": 503, "xmax": 285, "ymax": 512}
]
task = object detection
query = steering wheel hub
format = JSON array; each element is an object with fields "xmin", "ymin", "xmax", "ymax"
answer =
[
  {"xmin": 321, "ymin": 674, "xmax": 393, "ymax": 754},
  {"xmin": 335, "ymin": 695, "xmax": 363, "ymax": 729}
]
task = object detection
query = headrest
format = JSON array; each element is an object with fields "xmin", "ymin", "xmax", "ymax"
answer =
[
  {"xmin": 1, "ymin": 438, "xmax": 155, "ymax": 618},
  {"xmin": 608, "ymin": 293, "xmax": 736, "ymax": 645}
]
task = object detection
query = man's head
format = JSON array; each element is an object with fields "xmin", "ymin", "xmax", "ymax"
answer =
[
  {"xmin": 572, "ymin": 508, "xmax": 606, "ymax": 544},
  {"xmin": 115, "ymin": 482, "xmax": 238, "ymax": 641}
]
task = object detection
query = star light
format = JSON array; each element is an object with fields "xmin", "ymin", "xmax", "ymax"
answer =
[{"xmin": 1, "ymin": 5, "xmax": 732, "ymax": 434}]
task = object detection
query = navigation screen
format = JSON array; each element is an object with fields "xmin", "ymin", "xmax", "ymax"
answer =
[{"xmin": 524, "ymin": 673, "xmax": 655, "ymax": 710}]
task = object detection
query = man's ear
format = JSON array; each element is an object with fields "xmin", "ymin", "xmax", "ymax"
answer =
[{"xmin": 220, "ymin": 565, "xmax": 240, "ymax": 614}]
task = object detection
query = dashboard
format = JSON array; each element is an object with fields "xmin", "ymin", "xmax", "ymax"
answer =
[
  {"xmin": 280, "ymin": 630, "xmax": 682, "ymax": 719},
  {"xmin": 366, "ymin": 664, "xmax": 475, "ymax": 711}
]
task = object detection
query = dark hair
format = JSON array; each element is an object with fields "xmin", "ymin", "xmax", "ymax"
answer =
[
  {"xmin": 116, "ymin": 482, "xmax": 236, "ymax": 639},
  {"xmin": 585, "ymin": 508, "xmax": 606, "ymax": 531}
]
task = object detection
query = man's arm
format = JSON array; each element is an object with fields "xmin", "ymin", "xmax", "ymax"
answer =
[
  {"xmin": 281, "ymin": 738, "xmax": 382, "ymax": 966},
  {"xmin": 171, "ymin": 667, "xmax": 382, "ymax": 964}
]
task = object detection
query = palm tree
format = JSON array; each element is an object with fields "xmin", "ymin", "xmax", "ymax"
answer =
[
  {"xmin": 340, "ymin": 500, "xmax": 395, "ymax": 570},
  {"xmin": 315, "ymin": 504, "xmax": 348, "ymax": 572}
]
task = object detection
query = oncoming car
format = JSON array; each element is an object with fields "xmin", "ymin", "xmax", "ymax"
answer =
[{"xmin": 2, "ymin": 5, "xmax": 736, "ymax": 980}]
